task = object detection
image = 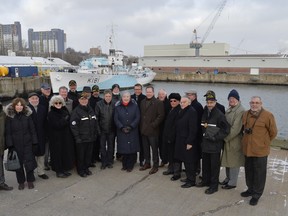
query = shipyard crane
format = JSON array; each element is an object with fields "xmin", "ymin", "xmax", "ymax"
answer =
[{"xmin": 190, "ymin": 0, "xmax": 227, "ymax": 57}]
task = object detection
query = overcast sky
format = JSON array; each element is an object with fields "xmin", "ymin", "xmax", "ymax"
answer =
[{"xmin": 1, "ymin": 0, "xmax": 288, "ymax": 56}]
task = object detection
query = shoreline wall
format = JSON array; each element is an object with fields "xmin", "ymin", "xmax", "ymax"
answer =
[
  {"xmin": 154, "ymin": 72, "xmax": 288, "ymax": 86},
  {"xmin": 1, "ymin": 73, "xmax": 288, "ymax": 98}
]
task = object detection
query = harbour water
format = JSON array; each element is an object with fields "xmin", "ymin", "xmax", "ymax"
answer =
[{"xmin": 149, "ymin": 81, "xmax": 287, "ymax": 140}]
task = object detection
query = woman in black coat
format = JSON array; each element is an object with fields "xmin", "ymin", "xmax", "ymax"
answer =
[
  {"xmin": 174, "ymin": 96, "xmax": 199, "ymax": 188},
  {"xmin": 5, "ymin": 98, "xmax": 38, "ymax": 190},
  {"xmin": 48, "ymin": 95, "xmax": 75, "ymax": 178},
  {"xmin": 114, "ymin": 91, "xmax": 140, "ymax": 172}
]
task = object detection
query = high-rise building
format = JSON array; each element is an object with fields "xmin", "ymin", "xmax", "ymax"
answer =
[
  {"xmin": 0, "ymin": 21, "xmax": 22, "ymax": 54},
  {"xmin": 28, "ymin": 28, "xmax": 66, "ymax": 53}
]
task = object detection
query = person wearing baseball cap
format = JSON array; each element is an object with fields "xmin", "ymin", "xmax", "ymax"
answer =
[
  {"xmin": 204, "ymin": 90, "xmax": 225, "ymax": 114},
  {"xmin": 196, "ymin": 90, "xmax": 230, "ymax": 195},
  {"xmin": 67, "ymin": 80, "xmax": 79, "ymax": 109}
]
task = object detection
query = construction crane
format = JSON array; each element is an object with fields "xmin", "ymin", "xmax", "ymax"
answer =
[{"xmin": 190, "ymin": 0, "xmax": 227, "ymax": 57}]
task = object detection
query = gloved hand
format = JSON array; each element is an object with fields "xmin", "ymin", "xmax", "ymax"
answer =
[
  {"xmin": 64, "ymin": 115, "xmax": 70, "ymax": 121},
  {"xmin": 126, "ymin": 126, "xmax": 132, "ymax": 132},
  {"xmin": 121, "ymin": 127, "xmax": 130, "ymax": 134}
]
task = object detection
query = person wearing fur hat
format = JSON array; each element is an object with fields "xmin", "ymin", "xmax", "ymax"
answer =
[
  {"xmin": 220, "ymin": 89, "xmax": 245, "ymax": 189},
  {"xmin": 47, "ymin": 95, "xmax": 75, "ymax": 178},
  {"xmin": 0, "ymin": 102, "xmax": 13, "ymax": 191},
  {"xmin": 4, "ymin": 98, "xmax": 38, "ymax": 190},
  {"xmin": 162, "ymin": 93, "xmax": 181, "ymax": 177}
]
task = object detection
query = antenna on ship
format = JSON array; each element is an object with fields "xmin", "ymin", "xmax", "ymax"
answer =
[{"xmin": 108, "ymin": 24, "xmax": 118, "ymax": 57}]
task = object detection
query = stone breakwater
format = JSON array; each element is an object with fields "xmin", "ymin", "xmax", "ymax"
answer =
[{"xmin": 154, "ymin": 72, "xmax": 288, "ymax": 86}]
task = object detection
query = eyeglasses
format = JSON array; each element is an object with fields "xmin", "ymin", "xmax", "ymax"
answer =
[
  {"xmin": 250, "ymin": 102, "xmax": 261, "ymax": 105},
  {"xmin": 54, "ymin": 102, "xmax": 62, "ymax": 105},
  {"xmin": 134, "ymin": 88, "xmax": 141, "ymax": 91},
  {"xmin": 170, "ymin": 99, "xmax": 178, "ymax": 102}
]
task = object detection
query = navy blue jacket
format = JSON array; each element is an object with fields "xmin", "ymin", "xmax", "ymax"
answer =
[{"xmin": 114, "ymin": 100, "xmax": 140, "ymax": 154}]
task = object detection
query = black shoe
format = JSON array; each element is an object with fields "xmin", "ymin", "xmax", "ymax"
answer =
[
  {"xmin": 162, "ymin": 170, "xmax": 173, "ymax": 175},
  {"xmin": 181, "ymin": 182, "xmax": 195, "ymax": 188},
  {"xmin": 86, "ymin": 170, "xmax": 92, "ymax": 175},
  {"xmin": 63, "ymin": 171, "xmax": 72, "ymax": 176},
  {"xmin": 219, "ymin": 179, "xmax": 229, "ymax": 185},
  {"xmin": 0, "ymin": 183, "xmax": 13, "ymax": 191},
  {"xmin": 205, "ymin": 188, "xmax": 218, "ymax": 195},
  {"xmin": 196, "ymin": 181, "xmax": 209, "ymax": 187},
  {"xmin": 18, "ymin": 183, "xmax": 25, "ymax": 190},
  {"xmin": 101, "ymin": 165, "xmax": 106, "ymax": 170},
  {"xmin": 38, "ymin": 174, "xmax": 49, "ymax": 180},
  {"xmin": 180, "ymin": 178, "xmax": 188, "ymax": 183},
  {"xmin": 27, "ymin": 182, "xmax": 34, "ymax": 189},
  {"xmin": 56, "ymin": 173, "xmax": 68, "ymax": 178},
  {"xmin": 79, "ymin": 173, "xmax": 87, "ymax": 178},
  {"xmin": 170, "ymin": 175, "xmax": 181, "ymax": 181},
  {"xmin": 249, "ymin": 198, "xmax": 259, "ymax": 206},
  {"xmin": 44, "ymin": 166, "xmax": 51, "ymax": 171},
  {"xmin": 89, "ymin": 163, "xmax": 96, "ymax": 168},
  {"xmin": 222, "ymin": 184, "xmax": 236, "ymax": 190},
  {"xmin": 241, "ymin": 190, "xmax": 253, "ymax": 197},
  {"xmin": 107, "ymin": 164, "xmax": 113, "ymax": 169}
]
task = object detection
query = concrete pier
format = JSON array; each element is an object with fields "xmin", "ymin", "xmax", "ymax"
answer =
[{"xmin": 0, "ymin": 146, "xmax": 287, "ymax": 216}]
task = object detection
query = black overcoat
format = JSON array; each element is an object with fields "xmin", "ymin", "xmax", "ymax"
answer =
[
  {"xmin": 4, "ymin": 104, "xmax": 37, "ymax": 172},
  {"xmin": 174, "ymin": 106, "xmax": 199, "ymax": 163},
  {"xmin": 28, "ymin": 103, "xmax": 47, "ymax": 156},
  {"xmin": 47, "ymin": 106, "xmax": 75, "ymax": 172}
]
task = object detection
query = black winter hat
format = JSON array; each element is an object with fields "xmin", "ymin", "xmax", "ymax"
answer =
[
  {"xmin": 228, "ymin": 89, "xmax": 240, "ymax": 101},
  {"xmin": 168, "ymin": 93, "xmax": 181, "ymax": 101}
]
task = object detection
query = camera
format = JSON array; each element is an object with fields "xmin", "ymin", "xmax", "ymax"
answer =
[{"xmin": 244, "ymin": 128, "xmax": 253, "ymax": 135}]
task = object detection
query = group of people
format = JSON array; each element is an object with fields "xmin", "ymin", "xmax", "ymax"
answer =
[{"xmin": 0, "ymin": 80, "xmax": 277, "ymax": 206}]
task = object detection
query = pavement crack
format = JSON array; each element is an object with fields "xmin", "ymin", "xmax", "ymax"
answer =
[
  {"xmin": 104, "ymin": 174, "xmax": 149, "ymax": 205},
  {"xmin": 192, "ymin": 200, "xmax": 244, "ymax": 216}
]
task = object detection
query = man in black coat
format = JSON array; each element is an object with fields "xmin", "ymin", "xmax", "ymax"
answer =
[
  {"xmin": 39, "ymin": 83, "xmax": 53, "ymax": 171},
  {"xmin": 131, "ymin": 83, "xmax": 146, "ymax": 166},
  {"xmin": 162, "ymin": 93, "xmax": 181, "ymax": 177},
  {"xmin": 67, "ymin": 80, "xmax": 79, "ymax": 109},
  {"xmin": 196, "ymin": 91, "xmax": 230, "ymax": 194},
  {"xmin": 185, "ymin": 90, "xmax": 204, "ymax": 175},
  {"xmin": 174, "ymin": 96, "xmax": 199, "ymax": 188},
  {"xmin": 70, "ymin": 91, "xmax": 100, "ymax": 177},
  {"xmin": 89, "ymin": 85, "xmax": 102, "ymax": 165},
  {"xmin": 28, "ymin": 92, "xmax": 49, "ymax": 180}
]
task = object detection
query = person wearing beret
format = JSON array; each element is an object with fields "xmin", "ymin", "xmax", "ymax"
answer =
[
  {"xmin": 220, "ymin": 89, "xmax": 245, "ymax": 189},
  {"xmin": 70, "ymin": 92, "xmax": 100, "ymax": 177}
]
